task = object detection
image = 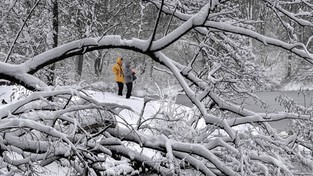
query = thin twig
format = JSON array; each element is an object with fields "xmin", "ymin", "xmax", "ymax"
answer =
[
  {"xmin": 4, "ymin": 0, "xmax": 42, "ymax": 63},
  {"xmin": 164, "ymin": 3, "xmax": 177, "ymax": 36},
  {"xmin": 97, "ymin": 23, "xmax": 119, "ymax": 43},
  {"xmin": 147, "ymin": 0, "xmax": 165, "ymax": 51}
]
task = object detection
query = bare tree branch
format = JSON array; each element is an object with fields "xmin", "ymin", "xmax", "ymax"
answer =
[{"xmin": 4, "ymin": 0, "xmax": 42, "ymax": 63}]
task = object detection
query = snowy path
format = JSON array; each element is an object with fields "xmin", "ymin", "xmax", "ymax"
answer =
[{"xmin": 90, "ymin": 91, "xmax": 162, "ymax": 127}]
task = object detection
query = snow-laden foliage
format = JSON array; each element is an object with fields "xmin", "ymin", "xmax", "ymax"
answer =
[{"xmin": 1, "ymin": 0, "xmax": 313, "ymax": 175}]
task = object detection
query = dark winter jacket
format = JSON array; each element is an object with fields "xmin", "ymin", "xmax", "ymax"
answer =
[{"xmin": 124, "ymin": 61, "xmax": 135, "ymax": 83}]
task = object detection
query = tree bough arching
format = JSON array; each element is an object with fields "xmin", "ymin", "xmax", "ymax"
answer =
[{"xmin": 1, "ymin": 0, "xmax": 313, "ymax": 175}]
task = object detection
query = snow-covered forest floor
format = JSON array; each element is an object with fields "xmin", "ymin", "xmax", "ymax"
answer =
[
  {"xmin": 0, "ymin": 85, "xmax": 197, "ymax": 175},
  {"xmin": 0, "ymin": 86, "xmax": 157, "ymax": 175},
  {"xmin": 0, "ymin": 85, "xmax": 262, "ymax": 175}
]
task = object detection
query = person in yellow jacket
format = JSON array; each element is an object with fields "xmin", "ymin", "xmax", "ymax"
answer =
[{"xmin": 112, "ymin": 57, "xmax": 125, "ymax": 96}]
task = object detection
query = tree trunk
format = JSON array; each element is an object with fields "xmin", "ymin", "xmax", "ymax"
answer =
[
  {"xmin": 149, "ymin": 61, "xmax": 154, "ymax": 78},
  {"xmin": 94, "ymin": 57, "xmax": 102, "ymax": 77},
  {"xmin": 94, "ymin": 51, "xmax": 103, "ymax": 77},
  {"xmin": 76, "ymin": 54, "xmax": 84, "ymax": 80},
  {"xmin": 286, "ymin": 55, "xmax": 292, "ymax": 78},
  {"xmin": 75, "ymin": 15, "xmax": 85, "ymax": 81},
  {"xmin": 47, "ymin": 0, "xmax": 58, "ymax": 86}
]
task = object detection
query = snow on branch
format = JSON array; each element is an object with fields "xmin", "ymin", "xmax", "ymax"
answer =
[
  {"xmin": 204, "ymin": 22, "xmax": 313, "ymax": 63},
  {"xmin": 149, "ymin": 3, "xmax": 213, "ymax": 51},
  {"xmin": 155, "ymin": 0, "xmax": 313, "ymax": 64},
  {"xmin": 108, "ymin": 127, "xmax": 240, "ymax": 176},
  {"xmin": 264, "ymin": 0, "xmax": 313, "ymax": 27}
]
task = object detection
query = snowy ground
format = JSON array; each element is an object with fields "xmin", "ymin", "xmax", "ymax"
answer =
[
  {"xmin": 0, "ymin": 86, "xmax": 197, "ymax": 175},
  {"xmin": 0, "ymin": 85, "xmax": 289, "ymax": 175}
]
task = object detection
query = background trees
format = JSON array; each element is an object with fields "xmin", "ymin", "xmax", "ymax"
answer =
[{"xmin": 1, "ymin": 0, "xmax": 313, "ymax": 175}]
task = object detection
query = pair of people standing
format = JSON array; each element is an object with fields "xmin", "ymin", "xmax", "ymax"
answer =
[{"xmin": 112, "ymin": 57, "xmax": 136, "ymax": 99}]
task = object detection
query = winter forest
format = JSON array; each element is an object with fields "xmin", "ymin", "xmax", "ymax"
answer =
[{"xmin": 1, "ymin": 0, "xmax": 313, "ymax": 175}]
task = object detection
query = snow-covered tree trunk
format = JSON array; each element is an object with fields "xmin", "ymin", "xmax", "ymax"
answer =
[{"xmin": 47, "ymin": 0, "xmax": 58, "ymax": 86}]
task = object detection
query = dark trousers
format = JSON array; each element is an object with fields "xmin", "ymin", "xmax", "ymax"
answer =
[
  {"xmin": 116, "ymin": 82, "xmax": 124, "ymax": 96},
  {"xmin": 126, "ymin": 82, "xmax": 133, "ymax": 99}
]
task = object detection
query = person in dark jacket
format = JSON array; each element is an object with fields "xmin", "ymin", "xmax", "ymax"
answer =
[{"xmin": 124, "ymin": 60, "xmax": 136, "ymax": 99}]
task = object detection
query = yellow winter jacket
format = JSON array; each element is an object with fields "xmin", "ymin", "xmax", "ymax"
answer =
[{"xmin": 112, "ymin": 57, "xmax": 124, "ymax": 83}]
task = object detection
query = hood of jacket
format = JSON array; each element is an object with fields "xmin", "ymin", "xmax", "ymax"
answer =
[
  {"xmin": 116, "ymin": 57, "xmax": 123, "ymax": 65},
  {"xmin": 124, "ymin": 60, "xmax": 131, "ymax": 68}
]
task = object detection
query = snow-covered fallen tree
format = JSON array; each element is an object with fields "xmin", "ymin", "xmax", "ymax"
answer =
[{"xmin": 1, "ymin": 0, "xmax": 313, "ymax": 175}]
